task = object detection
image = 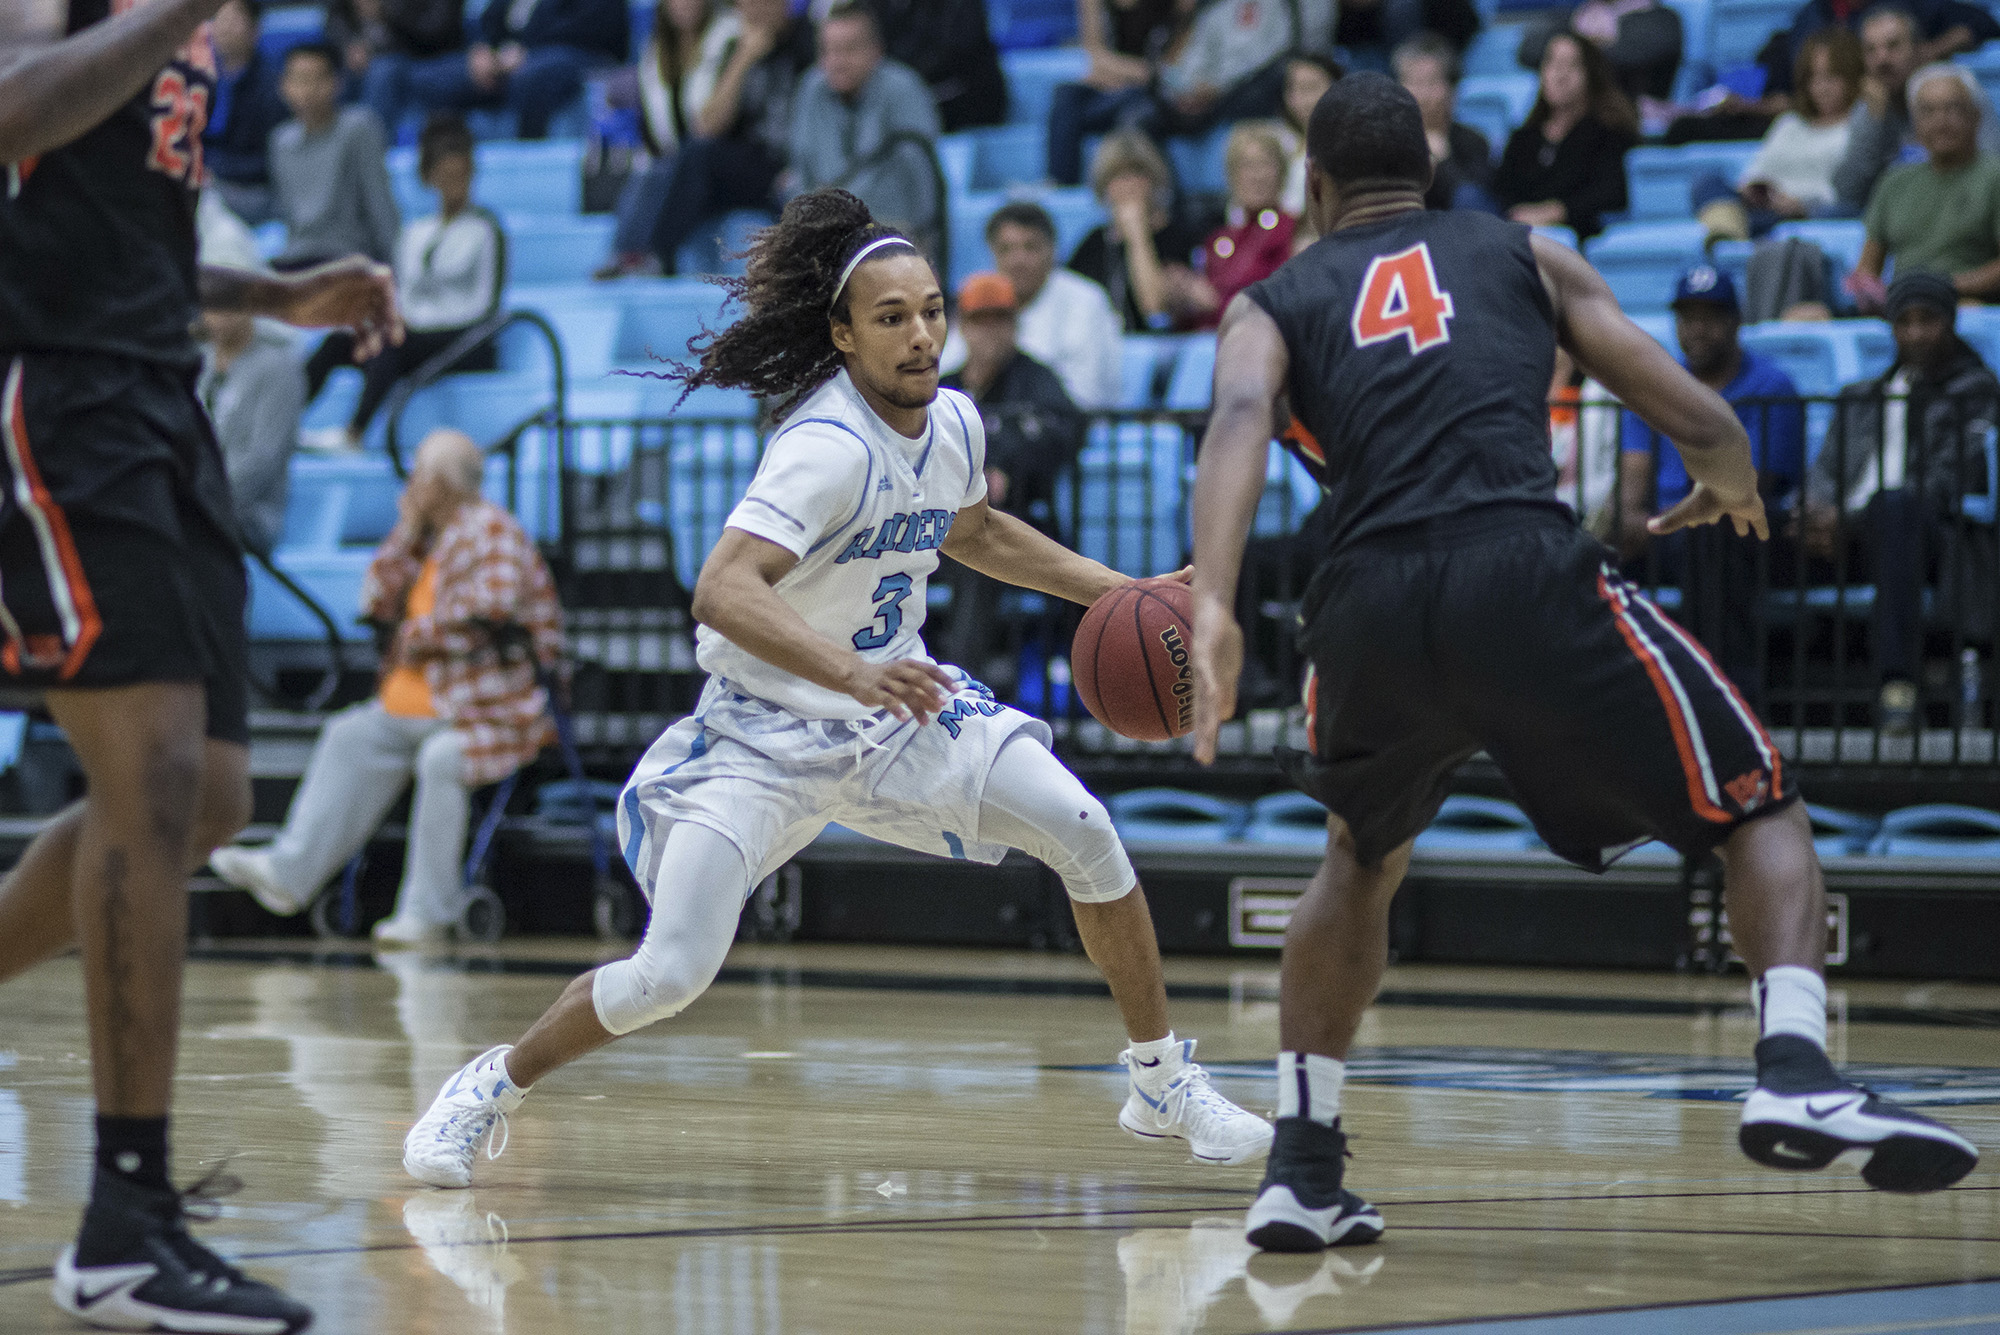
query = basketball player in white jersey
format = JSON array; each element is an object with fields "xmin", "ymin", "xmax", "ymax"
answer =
[{"xmin": 402, "ymin": 188, "xmax": 1272, "ymax": 1187}]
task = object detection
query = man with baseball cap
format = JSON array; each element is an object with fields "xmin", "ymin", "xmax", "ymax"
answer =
[
  {"xmin": 1803, "ymin": 269, "xmax": 2000, "ymax": 733},
  {"xmin": 1619, "ymin": 265, "xmax": 1808, "ymax": 699},
  {"xmin": 939, "ymin": 272, "xmax": 1086, "ymax": 684}
]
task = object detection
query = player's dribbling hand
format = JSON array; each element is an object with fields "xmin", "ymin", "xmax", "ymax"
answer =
[
  {"xmin": 1188, "ymin": 594, "xmax": 1242, "ymax": 767},
  {"xmin": 275, "ymin": 257, "xmax": 407, "ymax": 360},
  {"xmin": 845, "ymin": 658, "xmax": 957, "ymax": 724},
  {"xmin": 1647, "ymin": 482, "xmax": 1769, "ymax": 542}
]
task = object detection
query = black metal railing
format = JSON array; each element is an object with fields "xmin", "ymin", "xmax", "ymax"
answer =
[{"xmin": 542, "ymin": 393, "xmax": 1996, "ymax": 780}]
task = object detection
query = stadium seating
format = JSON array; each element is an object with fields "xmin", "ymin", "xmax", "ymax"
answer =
[
  {"xmin": 999, "ymin": 47, "xmax": 1089, "ymax": 127},
  {"xmin": 1057, "ymin": 421, "xmax": 1188, "ymax": 575},
  {"xmin": 1463, "ymin": 24, "xmax": 1528, "ymax": 79},
  {"xmin": 987, "ymin": 0, "xmax": 1079, "ymax": 50},
  {"xmin": 1411, "ymin": 795, "xmax": 1541, "ymax": 853},
  {"xmin": 1583, "ymin": 221, "xmax": 1710, "ymax": 313},
  {"xmin": 1241, "ymin": 791, "xmax": 1332, "ymax": 846},
  {"xmin": 1108, "ymin": 789, "xmax": 1246, "ymax": 843},
  {"xmin": 1808, "ymin": 804, "xmax": 1882, "ymax": 858},
  {"xmin": 1455, "ymin": 74, "xmax": 1539, "ymax": 153},
  {"xmin": 1868, "ymin": 805, "xmax": 2000, "ymax": 858},
  {"xmin": 1625, "ymin": 142, "xmax": 1760, "ymax": 220},
  {"xmin": 507, "ymin": 215, "xmax": 619, "ymax": 285},
  {"xmin": 1710, "ymin": 0, "xmax": 1797, "ymax": 68},
  {"xmin": 947, "ymin": 186, "xmax": 1105, "ymax": 288},
  {"xmin": 387, "ymin": 139, "xmax": 586, "ymax": 220}
]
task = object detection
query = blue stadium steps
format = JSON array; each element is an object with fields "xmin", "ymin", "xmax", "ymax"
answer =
[
  {"xmin": 1584, "ymin": 221, "xmax": 1710, "ymax": 314},
  {"xmin": 1625, "ymin": 142, "xmax": 1761, "ymax": 220},
  {"xmin": 387, "ymin": 139, "xmax": 586, "ymax": 220}
]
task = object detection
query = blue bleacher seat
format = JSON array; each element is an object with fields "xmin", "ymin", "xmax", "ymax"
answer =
[
  {"xmin": 1807, "ymin": 804, "xmax": 1880, "ymax": 858},
  {"xmin": 1955, "ymin": 306, "xmax": 2000, "ymax": 375},
  {"xmin": 1463, "ymin": 23, "xmax": 1527, "ymax": 78},
  {"xmin": 1000, "ymin": 47, "xmax": 1089, "ymax": 127},
  {"xmin": 1412, "ymin": 795, "xmax": 1541, "ymax": 853},
  {"xmin": 1629, "ymin": 310, "xmax": 1682, "ymax": 352},
  {"xmin": 506, "ymin": 215, "xmax": 618, "ymax": 285},
  {"xmin": 610, "ymin": 279, "xmax": 742, "ymax": 369},
  {"xmin": 1739, "ymin": 319, "xmax": 1888, "ymax": 459},
  {"xmin": 1163, "ymin": 337, "xmax": 1216, "ymax": 410},
  {"xmin": 664, "ymin": 421, "xmax": 762, "ymax": 587},
  {"xmin": 503, "ymin": 285, "xmax": 625, "ymax": 380},
  {"xmin": 1867, "ymin": 804, "xmax": 2000, "ymax": 858},
  {"xmin": 1659, "ymin": 0, "xmax": 1714, "ymax": 92},
  {"xmin": 987, "ymin": 0, "xmax": 1079, "ymax": 49},
  {"xmin": 258, "ymin": 4, "xmax": 324, "ymax": 64},
  {"xmin": 1583, "ymin": 221, "xmax": 1710, "ymax": 313},
  {"xmin": 967, "ymin": 124, "xmax": 1047, "ymax": 190},
  {"xmin": 1454, "ymin": 74, "xmax": 1539, "ymax": 153},
  {"xmin": 1710, "ymin": 238, "xmax": 1754, "ymax": 298},
  {"xmin": 1118, "ymin": 335, "xmax": 1183, "ymax": 410},
  {"xmin": 936, "ymin": 135, "xmax": 976, "ymax": 195},
  {"xmin": 1254, "ymin": 445, "xmax": 1320, "ymax": 538},
  {"xmin": 947, "ymin": 187, "xmax": 1104, "ymax": 288},
  {"xmin": 1057, "ymin": 421, "xmax": 1187, "ymax": 574},
  {"xmin": 1242, "ymin": 791, "xmax": 1330, "ymax": 846},
  {"xmin": 250, "ymin": 552, "xmax": 374, "ymax": 642},
  {"xmin": 1770, "ymin": 219, "xmax": 1868, "ymax": 286},
  {"xmin": 1109, "ymin": 789, "xmax": 1246, "ymax": 843},
  {"xmin": 1625, "ymin": 142, "xmax": 1761, "ymax": 219},
  {"xmin": 1710, "ymin": 0, "xmax": 1796, "ymax": 68},
  {"xmin": 1167, "ymin": 126, "xmax": 1233, "ymax": 196},
  {"xmin": 388, "ymin": 139, "xmax": 586, "ymax": 219}
]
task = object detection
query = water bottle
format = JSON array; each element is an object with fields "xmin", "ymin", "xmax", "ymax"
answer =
[{"xmin": 1961, "ymin": 647, "xmax": 1983, "ymax": 729}]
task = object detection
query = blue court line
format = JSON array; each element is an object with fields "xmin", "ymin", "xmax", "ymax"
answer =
[{"xmin": 1317, "ymin": 1278, "xmax": 2000, "ymax": 1335}]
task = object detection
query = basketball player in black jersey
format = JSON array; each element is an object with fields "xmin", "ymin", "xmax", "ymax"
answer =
[
  {"xmin": 0, "ymin": 0, "xmax": 399, "ymax": 1327},
  {"xmin": 1189, "ymin": 73, "xmax": 1979, "ymax": 1254}
]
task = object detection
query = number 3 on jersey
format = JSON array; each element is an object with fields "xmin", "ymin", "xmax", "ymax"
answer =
[
  {"xmin": 1351, "ymin": 243, "xmax": 1455, "ymax": 355},
  {"xmin": 853, "ymin": 574, "xmax": 914, "ymax": 650}
]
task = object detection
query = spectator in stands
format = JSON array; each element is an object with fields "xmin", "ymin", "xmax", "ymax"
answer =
[
  {"xmin": 1393, "ymin": 33, "xmax": 1493, "ymax": 212},
  {"xmin": 1047, "ymin": 0, "xmax": 1186, "ymax": 187},
  {"xmin": 941, "ymin": 201, "xmax": 1123, "ymax": 409},
  {"xmin": 1851, "ymin": 64, "xmax": 2000, "ymax": 309},
  {"xmin": 938, "ymin": 272, "xmax": 1086, "ymax": 683},
  {"xmin": 301, "ymin": 117, "xmax": 503, "ymax": 451},
  {"xmin": 398, "ymin": 0, "xmax": 628, "ymax": 140},
  {"xmin": 203, "ymin": 0, "xmax": 290, "ymax": 224},
  {"xmin": 1829, "ymin": 6, "xmax": 1926, "ymax": 215},
  {"xmin": 198, "ymin": 307, "xmax": 307, "ymax": 560},
  {"xmin": 208, "ymin": 430, "xmax": 564, "ymax": 945},
  {"xmin": 1336, "ymin": 0, "xmax": 1479, "ymax": 67},
  {"xmin": 1694, "ymin": 28, "xmax": 1862, "ymax": 242},
  {"xmin": 860, "ymin": 0, "xmax": 1007, "ymax": 131},
  {"xmin": 1069, "ymin": 130, "xmax": 1217, "ymax": 331},
  {"xmin": 594, "ymin": 0, "xmax": 741, "ymax": 279},
  {"xmin": 644, "ymin": 0, "xmax": 815, "ymax": 276},
  {"xmin": 1760, "ymin": 0, "xmax": 1995, "ymax": 113},
  {"xmin": 1181, "ymin": 123, "xmax": 1296, "ymax": 328},
  {"xmin": 1137, "ymin": 0, "xmax": 1332, "ymax": 144},
  {"xmin": 1492, "ymin": 28, "xmax": 1637, "ymax": 240},
  {"xmin": 270, "ymin": 43, "xmax": 402, "ymax": 267},
  {"xmin": 1519, "ymin": 0, "xmax": 1681, "ymax": 108},
  {"xmin": 1618, "ymin": 266, "xmax": 1806, "ymax": 696},
  {"xmin": 328, "ymin": 0, "xmax": 466, "ymax": 138},
  {"xmin": 1802, "ymin": 271, "xmax": 1998, "ymax": 733},
  {"xmin": 1278, "ymin": 52, "xmax": 1343, "ymax": 211},
  {"xmin": 787, "ymin": 4, "xmax": 941, "ymax": 257}
]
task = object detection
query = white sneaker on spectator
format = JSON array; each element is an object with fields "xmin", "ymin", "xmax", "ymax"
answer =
[
  {"xmin": 208, "ymin": 845, "xmax": 306, "ymax": 917},
  {"xmin": 298, "ymin": 426, "xmax": 361, "ymax": 454},
  {"xmin": 373, "ymin": 914, "xmax": 449, "ymax": 947}
]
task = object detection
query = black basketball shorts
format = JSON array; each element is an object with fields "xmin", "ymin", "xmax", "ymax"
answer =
[
  {"xmin": 0, "ymin": 353, "xmax": 249, "ymax": 745},
  {"xmin": 1282, "ymin": 503, "xmax": 1796, "ymax": 869}
]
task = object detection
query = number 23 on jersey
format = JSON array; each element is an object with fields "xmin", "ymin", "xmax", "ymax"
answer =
[{"xmin": 1351, "ymin": 242, "xmax": 1455, "ymax": 355}]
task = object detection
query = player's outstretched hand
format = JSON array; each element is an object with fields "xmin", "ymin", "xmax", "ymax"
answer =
[
  {"xmin": 274, "ymin": 257, "xmax": 406, "ymax": 360},
  {"xmin": 1647, "ymin": 481, "xmax": 1769, "ymax": 541},
  {"xmin": 1189, "ymin": 594, "xmax": 1242, "ymax": 767},
  {"xmin": 846, "ymin": 658, "xmax": 956, "ymax": 724}
]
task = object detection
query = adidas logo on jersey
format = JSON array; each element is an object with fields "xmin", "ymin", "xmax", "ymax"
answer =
[{"xmin": 833, "ymin": 509, "xmax": 957, "ymax": 563}]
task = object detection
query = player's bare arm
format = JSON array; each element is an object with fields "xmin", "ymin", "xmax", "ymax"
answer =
[
  {"xmin": 691, "ymin": 527, "xmax": 954, "ymax": 722},
  {"xmin": 939, "ymin": 496, "xmax": 1128, "ymax": 606},
  {"xmin": 0, "ymin": 0, "xmax": 226, "ymax": 162},
  {"xmin": 200, "ymin": 257, "xmax": 406, "ymax": 360},
  {"xmin": 1531, "ymin": 235, "xmax": 1767, "ymax": 541},
  {"xmin": 1187, "ymin": 293, "xmax": 1290, "ymax": 766}
]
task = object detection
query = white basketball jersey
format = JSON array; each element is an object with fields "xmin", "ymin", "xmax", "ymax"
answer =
[{"xmin": 697, "ymin": 370, "xmax": 987, "ymax": 719}]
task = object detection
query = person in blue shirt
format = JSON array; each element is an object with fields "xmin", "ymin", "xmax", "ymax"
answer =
[
  {"xmin": 1619, "ymin": 265, "xmax": 1806, "ymax": 702},
  {"xmin": 203, "ymin": 0, "xmax": 293, "ymax": 224}
]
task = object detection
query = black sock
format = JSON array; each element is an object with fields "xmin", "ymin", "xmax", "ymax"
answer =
[
  {"xmin": 1754, "ymin": 1034, "xmax": 1844, "ymax": 1095},
  {"xmin": 95, "ymin": 1115, "xmax": 170, "ymax": 1192}
]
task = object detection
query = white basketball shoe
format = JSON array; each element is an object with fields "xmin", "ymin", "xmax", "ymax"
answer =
[
  {"xmin": 1118, "ymin": 1039, "xmax": 1274, "ymax": 1165},
  {"xmin": 207, "ymin": 846, "xmax": 306, "ymax": 917},
  {"xmin": 404, "ymin": 1046, "xmax": 526, "ymax": 1188}
]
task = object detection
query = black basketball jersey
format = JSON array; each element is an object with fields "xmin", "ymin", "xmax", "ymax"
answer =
[
  {"xmin": 0, "ymin": 0, "xmax": 217, "ymax": 368},
  {"xmin": 1244, "ymin": 209, "xmax": 1565, "ymax": 556}
]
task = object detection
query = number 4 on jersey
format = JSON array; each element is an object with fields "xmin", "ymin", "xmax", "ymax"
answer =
[{"xmin": 1351, "ymin": 242, "xmax": 1455, "ymax": 355}]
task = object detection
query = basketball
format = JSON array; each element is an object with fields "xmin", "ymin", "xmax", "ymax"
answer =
[{"xmin": 1071, "ymin": 577, "xmax": 1197, "ymax": 741}]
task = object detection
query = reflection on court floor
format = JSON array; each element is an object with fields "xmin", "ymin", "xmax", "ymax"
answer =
[{"xmin": 1, "ymin": 943, "xmax": 1995, "ymax": 1334}]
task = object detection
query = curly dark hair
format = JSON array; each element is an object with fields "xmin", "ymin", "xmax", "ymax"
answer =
[{"xmin": 657, "ymin": 188, "xmax": 923, "ymax": 418}]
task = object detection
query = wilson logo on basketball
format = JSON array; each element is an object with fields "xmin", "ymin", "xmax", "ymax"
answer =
[{"xmin": 1160, "ymin": 624, "xmax": 1195, "ymax": 730}]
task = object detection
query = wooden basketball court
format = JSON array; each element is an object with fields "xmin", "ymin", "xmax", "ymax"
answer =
[{"xmin": 2, "ymin": 941, "xmax": 1996, "ymax": 1333}]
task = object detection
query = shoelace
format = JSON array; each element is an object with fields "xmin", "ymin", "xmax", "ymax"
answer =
[
  {"xmin": 439, "ymin": 1102, "xmax": 509, "ymax": 1162},
  {"xmin": 1169, "ymin": 1066, "xmax": 1249, "ymax": 1130},
  {"xmin": 160, "ymin": 1166, "xmax": 252, "ymax": 1290}
]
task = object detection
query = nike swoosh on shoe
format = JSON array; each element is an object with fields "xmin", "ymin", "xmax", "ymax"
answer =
[{"xmin": 1807, "ymin": 1096, "xmax": 1865, "ymax": 1120}]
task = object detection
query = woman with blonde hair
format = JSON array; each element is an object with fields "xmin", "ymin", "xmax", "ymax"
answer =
[{"xmin": 1181, "ymin": 122, "xmax": 1298, "ymax": 328}]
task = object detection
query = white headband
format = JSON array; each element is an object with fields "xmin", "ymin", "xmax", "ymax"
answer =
[{"xmin": 829, "ymin": 235, "xmax": 909, "ymax": 314}]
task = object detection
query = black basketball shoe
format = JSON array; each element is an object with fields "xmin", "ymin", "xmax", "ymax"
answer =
[
  {"xmin": 52, "ymin": 1167, "xmax": 313, "ymax": 1333},
  {"xmin": 1244, "ymin": 1117, "xmax": 1385, "ymax": 1252},
  {"xmin": 1739, "ymin": 1036, "xmax": 1979, "ymax": 1194}
]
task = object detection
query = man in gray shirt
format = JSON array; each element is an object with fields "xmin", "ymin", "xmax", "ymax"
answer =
[
  {"xmin": 788, "ymin": 3, "xmax": 939, "ymax": 256},
  {"xmin": 270, "ymin": 42, "xmax": 402, "ymax": 266},
  {"xmin": 199, "ymin": 310, "xmax": 306, "ymax": 559}
]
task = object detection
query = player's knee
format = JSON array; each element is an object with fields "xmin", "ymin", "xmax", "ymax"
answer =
[
  {"xmin": 590, "ymin": 933, "xmax": 730, "ymax": 1035},
  {"xmin": 190, "ymin": 766, "xmax": 252, "ymax": 860},
  {"xmin": 414, "ymin": 730, "xmax": 464, "ymax": 790},
  {"xmin": 1052, "ymin": 795, "xmax": 1137, "ymax": 905}
]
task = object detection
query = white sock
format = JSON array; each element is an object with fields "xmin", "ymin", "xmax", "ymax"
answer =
[
  {"xmin": 1126, "ymin": 1032, "xmax": 1183, "ymax": 1087},
  {"xmin": 1754, "ymin": 966, "xmax": 1828, "ymax": 1048},
  {"xmin": 1276, "ymin": 1051, "xmax": 1345, "ymax": 1127}
]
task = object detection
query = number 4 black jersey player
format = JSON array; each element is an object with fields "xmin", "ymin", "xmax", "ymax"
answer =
[
  {"xmin": 0, "ymin": 0, "xmax": 400, "ymax": 1328},
  {"xmin": 1187, "ymin": 73, "xmax": 1978, "ymax": 1254}
]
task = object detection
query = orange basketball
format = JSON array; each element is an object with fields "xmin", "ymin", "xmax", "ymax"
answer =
[{"xmin": 1070, "ymin": 578, "xmax": 1196, "ymax": 741}]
